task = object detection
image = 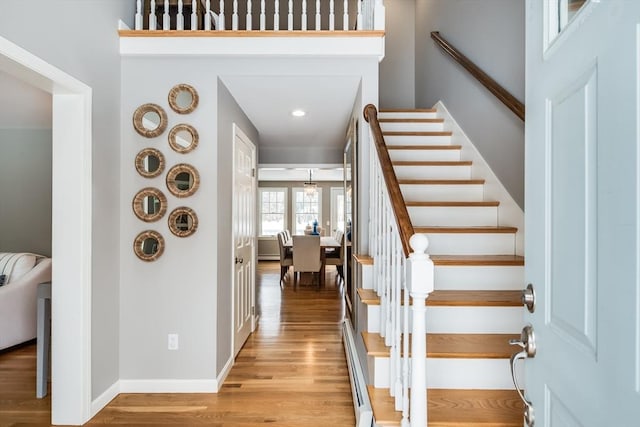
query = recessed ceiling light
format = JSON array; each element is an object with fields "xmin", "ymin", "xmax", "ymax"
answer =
[{"xmin": 291, "ymin": 109, "xmax": 306, "ymax": 117}]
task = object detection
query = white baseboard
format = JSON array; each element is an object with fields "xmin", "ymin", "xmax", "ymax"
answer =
[
  {"xmin": 119, "ymin": 379, "xmax": 218, "ymax": 393},
  {"xmin": 258, "ymin": 255, "xmax": 279, "ymax": 261},
  {"xmin": 90, "ymin": 380, "xmax": 120, "ymax": 418},
  {"xmin": 216, "ymin": 355, "xmax": 234, "ymax": 389}
]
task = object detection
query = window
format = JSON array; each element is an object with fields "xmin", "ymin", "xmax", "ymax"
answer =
[
  {"xmin": 259, "ymin": 188, "xmax": 287, "ymax": 237},
  {"xmin": 292, "ymin": 187, "xmax": 322, "ymax": 235},
  {"xmin": 330, "ymin": 187, "xmax": 345, "ymax": 234}
]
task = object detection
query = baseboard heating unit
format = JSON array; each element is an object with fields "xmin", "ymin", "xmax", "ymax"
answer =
[{"xmin": 342, "ymin": 318, "xmax": 373, "ymax": 427}]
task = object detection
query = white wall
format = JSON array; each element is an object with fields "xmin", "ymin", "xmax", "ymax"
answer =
[
  {"xmin": 0, "ymin": 0, "xmax": 135, "ymax": 400},
  {"xmin": 0, "ymin": 129, "xmax": 52, "ymax": 256},
  {"xmin": 415, "ymin": 0, "xmax": 525, "ymax": 208}
]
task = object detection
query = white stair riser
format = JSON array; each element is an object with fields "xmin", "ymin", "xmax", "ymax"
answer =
[
  {"xmin": 425, "ymin": 233, "xmax": 515, "ymax": 255},
  {"xmin": 388, "ymin": 149, "xmax": 460, "ymax": 162},
  {"xmin": 394, "ymin": 165, "xmax": 471, "ymax": 180},
  {"xmin": 435, "ymin": 266, "xmax": 525, "ymax": 290},
  {"xmin": 380, "ymin": 122, "xmax": 444, "ymax": 132},
  {"xmin": 361, "ymin": 264, "xmax": 373, "ymax": 289},
  {"xmin": 400, "ymin": 184, "xmax": 484, "ymax": 202},
  {"xmin": 363, "ymin": 304, "xmax": 522, "ymax": 334},
  {"xmin": 408, "ymin": 206, "xmax": 498, "ymax": 227},
  {"xmin": 370, "ymin": 357, "xmax": 522, "ymax": 389},
  {"xmin": 384, "ymin": 135, "xmax": 452, "ymax": 146},
  {"xmin": 378, "ymin": 112, "xmax": 438, "ymax": 120}
]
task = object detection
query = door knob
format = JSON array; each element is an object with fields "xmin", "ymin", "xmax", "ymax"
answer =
[
  {"xmin": 522, "ymin": 283, "xmax": 536, "ymax": 313},
  {"xmin": 510, "ymin": 324, "xmax": 536, "ymax": 426},
  {"xmin": 235, "ymin": 257, "xmax": 244, "ymax": 264}
]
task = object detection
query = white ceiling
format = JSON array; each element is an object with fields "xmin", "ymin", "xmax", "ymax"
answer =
[{"xmin": 0, "ymin": 70, "xmax": 52, "ymax": 129}]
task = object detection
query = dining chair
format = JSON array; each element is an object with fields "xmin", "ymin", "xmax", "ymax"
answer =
[
  {"xmin": 277, "ymin": 232, "xmax": 293, "ymax": 288},
  {"xmin": 292, "ymin": 235, "xmax": 322, "ymax": 290},
  {"xmin": 325, "ymin": 232, "xmax": 344, "ymax": 283}
]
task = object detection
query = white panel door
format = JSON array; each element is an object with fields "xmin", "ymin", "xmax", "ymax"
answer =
[
  {"xmin": 233, "ymin": 124, "xmax": 256, "ymax": 357},
  {"xmin": 525, "ymin": 1, "xmax": 640, "ymax": 426}
]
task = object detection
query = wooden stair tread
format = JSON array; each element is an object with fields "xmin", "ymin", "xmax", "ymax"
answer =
[
  {"xmin": 398, "ymin": 179, "xmax": 485, "ymax": 185},
  {"xmin": 379, "ymin": 118, "xmax": 444, "ymax": 123},
  {"xmin": 393, "ymin": 160, "xmax": 471, "ymax": 166},
  {"xmin": 353, "ymin": 254, "xmax": 374, "ymax": 265},
  {"xmin": 362, "ymin": 332, "xmax": 519, "ymax": 359},
  {"xmin": 380, "ymin": 108, "xmax": 437, "ymax": 113},
  {"xmin": 383, "ymin": 131, "xmax": 452, "ymax": 136},
  {"xmin": 368, "ymin": 386, "xmax": 524, "ymax": 427},
  {"xmin": 407, "ymin": 201, "xmax": 500, "ymax": 207},
  {"xmin": 387, "ymin": 145, "xmax": 461, "ymax": 150},
  {"xmin": 358, "ymin": 289, "xmax": 522, "ymax": 307},
  {"xmin": 431, "ymin": 255, "xmax": 524, "ymax": 266},
  {"xmin": 414, "ymin": 226, "xmax": 517, "ymax": 234}
]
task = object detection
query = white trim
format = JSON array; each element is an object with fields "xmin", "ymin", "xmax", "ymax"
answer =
[
  {"xmin": 258, "ymin": 255, "xmax": 280, "ymax": 261},
  {"xmin": 434, "ymin": 100, "xmax": 525, "ymax": 255},
  {"xmin": 216, "ymin": 355, "xmax": 235, "ymax": 390},
  {"xmin": 119, "ymin": 379, "xmax": 218, "ymax": 393},
  {"xmin": 0, "ymin": 36, "xmax": 93, "ymax": 425},
  {"xmin": 90, "ymin": 381, "xmax": 120, "ymax": 418}
]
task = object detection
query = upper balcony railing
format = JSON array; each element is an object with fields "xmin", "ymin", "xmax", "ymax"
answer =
[{"xmin": 131, "ymin": 0, "xmax": 385, "ymax": 33}]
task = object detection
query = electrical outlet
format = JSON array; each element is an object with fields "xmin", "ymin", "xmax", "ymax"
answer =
[{"xmin": 168, "ymin": 334, "xmax": 179, "ymax": 350}]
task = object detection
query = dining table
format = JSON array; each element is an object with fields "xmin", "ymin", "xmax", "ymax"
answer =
[{"xmin": 283, "ymin": 235, "xmax": 342, "ymax": 288}]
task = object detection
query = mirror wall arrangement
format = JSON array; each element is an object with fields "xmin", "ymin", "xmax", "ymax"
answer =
[{"xmin": 131, "ymin": 83, "xmax": 201, "ymax": 261}]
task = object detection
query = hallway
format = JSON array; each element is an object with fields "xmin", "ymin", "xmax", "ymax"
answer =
[{"xmin": 0, "ymin": 261, "xmax": 354, "ymax": 426}]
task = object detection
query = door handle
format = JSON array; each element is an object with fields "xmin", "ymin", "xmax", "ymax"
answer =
[
  {"xmin": 235, "ymin": 257, "xmax": 244, "ymax": 264},
  {"xmin": 509, "ymin": 324, "xmax": 536, "ymax": 427},
  {"xmin": 521, "ymin": 283, "xmax": 536, "ymax": 313}
]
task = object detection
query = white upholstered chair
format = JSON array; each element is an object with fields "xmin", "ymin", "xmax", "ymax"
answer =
[
  {"xmin": 292, "ymin": 235, "xmax": 321, "ymax": 290},
  {"xmin": 277, "ymin": 232, "xmax": 293, "ymax": 288}
]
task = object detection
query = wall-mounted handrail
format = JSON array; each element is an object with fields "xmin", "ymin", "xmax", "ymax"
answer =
[
  {"xmin": 431, "ymin": 31, "xmax": 524, "ymax": 121},
  {"xmin": 363, "ymin": 103, "xmax": 414, "ymax": 257}
]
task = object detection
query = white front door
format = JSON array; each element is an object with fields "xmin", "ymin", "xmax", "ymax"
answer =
[
  {"xmin": 525, "ymin": 1, "xmax": 640, "ymax": 425},
  {"xmin": 232, "ymin": 124, "xmax": 256, "ymax": 357}
]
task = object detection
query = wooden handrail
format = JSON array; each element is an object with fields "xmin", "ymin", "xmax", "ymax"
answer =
[
  {"xmin": 363, "ymin": 104, "xmax": 415, "ymax": 257},
  {"xmin": 431, "ymin": 31, "xmax": 525, "ymax": 121}
]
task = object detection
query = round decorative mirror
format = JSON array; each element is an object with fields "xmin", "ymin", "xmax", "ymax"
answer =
[
  {"xmin": 133, "ymin": 103, "xmax": 168, "ymax": 138},
  {"xmin": 133, "ymin": 230, "xmax": 165, "ymax": 262},
  {"xmin": 168, "ymin": 84, "xmax": 199, "ymax": 114},
  {"xmin": 168, "ymin": 207, "xmax": 198, "ymax": 237},
  {"xmin": 166, "ymin": 164, "xmax": 200, "ymax": 198},
  {"xmin": 168, "ymin": 124, "xmax": 199, "ymax": 154},
  {"xmin": 132, "ymin": 187, "xmax": 167, "ymax": 222},
  {"xmin": 135, "ymin": 148, "xmax": 165, "ymax": 178}
]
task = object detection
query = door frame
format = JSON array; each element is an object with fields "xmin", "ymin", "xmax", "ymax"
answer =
[
  {"xmin": 0, "ymin": 37, "xmax": 92, "ymax": 424},
  {"xmin": 231, "ymin": 123, "xmax": 257, "ymax": 357}
]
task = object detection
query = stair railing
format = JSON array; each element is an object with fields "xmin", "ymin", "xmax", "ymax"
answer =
[
  {"xmin": 364, "ymin": 104, "xmax": 434, "ymax": 427},
  {"xmin": 134, "ymin": 0, "xmax": 385, "ymax": 31},
  {"xmin": 430, "ymin": 31, "xmax": 525, "ymax": 121}
]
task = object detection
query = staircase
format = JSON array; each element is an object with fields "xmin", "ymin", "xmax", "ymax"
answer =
[{"xmin": 358, "ymin": 108, "xmax": 526, "ymax": 426}]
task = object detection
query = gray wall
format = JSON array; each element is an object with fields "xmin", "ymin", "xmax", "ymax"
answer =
[
  {"xmin": 415, "ymin": 0, "xmax": 525, "ymax": 207},
  {"xmin": 257, "ymin": 180, "xmax": 344, "ymax": 258},
  {"xmin": 216, "ymin": 80, "xmax": 259, "ymax": 373},
  {"xmin": 0, "ymin": 129, "xmax": 52, "ymax": 256},
  {"xmin": 379, "ymin": 0, "xmax": 416, "ymax": 109},
  {"xmin": 0, "ymin": 0, "xmax": 135, "ymax": 399}
]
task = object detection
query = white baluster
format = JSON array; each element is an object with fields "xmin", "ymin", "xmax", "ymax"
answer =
[
  {"xmin": 315, "ymin": 0, "xmax": 321, "ymax": 30},
  {"xmin": 401, "ymin": 257, "xmax": 410, "ymax": 427},
  {"xmin": 301, "ymin": 0, "xmax": 307, "ymax": 31},
  {"xmin": 274, "ymin": 0, "xmax": 279, "ymax": 30},
  {"xmin": 219, "ymin": 0, "xmax": 226, "ymax": 30},
  {"xmin": 191, "ymin": 0, "xmax": 198, "ymax": 30},
  {"xmin": 260, "ymin": 0, "xmax": 266, "ymax": 30},
  {"xmin": 135, "ymin": 0, "xmax": 143, "ymax": 30},
  {"xmin": 245, "ymin": 0, "xmax": 252, "ymax": 30},
  {"xmin": 287, "ymin": 0, "xmax": 293, "ymax": 30},
  {"xmin": 177, "ymin": 0, "xmax": 184, "ymax": 30},
  {"xmin": 232, "ymin": 0, "xmax": 238, "ymax": 30},
  {"xmin": 204, "ymin": 0, "xmax": 211, "ymax": 30},
  {"xmin": 407, "ymin": 234, "xmax": 433, "ymax": 427},
  {"xmin": 393, "ymin": 234, "xmax": 402, "ymax": 410},
  {"xmin": 149, "ymin": 0, "xmax": 157, "ymax": 30},
  {"xmin": 329, "ymin": 0, "xmax": 335, "ymax": 31},
  {"xmin": 356, "ymin": 0, "xmax": 362, "ymax": 30},
  {"xmin": 374, "ymin": 0, "xmax": 385, "ymax": 31},
  {"xmin": 163, "ymin": 0, "xmax": 170, "ymax": 30},
  {"xmin": 343, "ymin": 0, "xmax": 349, "ymax": 30}
]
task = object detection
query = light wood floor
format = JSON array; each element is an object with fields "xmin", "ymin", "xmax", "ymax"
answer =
[{"xmin": 0, "ymin": 261, "xmax": 354, "ymax": 426}]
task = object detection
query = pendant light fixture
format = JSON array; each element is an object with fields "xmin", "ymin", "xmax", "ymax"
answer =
[{"xmin": 303, "ymin": 169, "xmax": 317, "ymax": 196}]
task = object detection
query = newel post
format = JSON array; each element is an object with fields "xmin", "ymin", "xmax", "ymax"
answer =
[{"xmin": 406, "ymin": 234, "xmax": 433, "ymax": 427}]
